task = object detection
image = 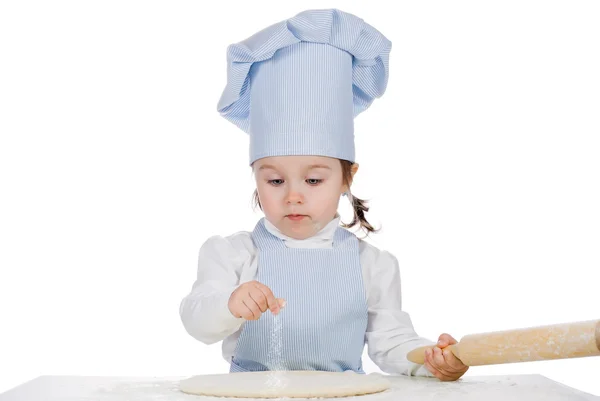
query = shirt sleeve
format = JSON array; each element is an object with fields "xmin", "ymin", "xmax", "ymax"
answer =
[
  {"xmin": 364, "ymin": 247, "xmax": 436, "ymax": 377},
  {"xmin": 179, "ymin": 235, "xmax": 247, "ymax": 345}
]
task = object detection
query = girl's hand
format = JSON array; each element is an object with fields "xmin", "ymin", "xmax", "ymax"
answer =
[
  {"xmin": 228, "ymin": 280, "xmax": 286, "ymax": 320},
  {"xmin": 424, "ymin": 333, "xmax": 469, "ymax": 381}
]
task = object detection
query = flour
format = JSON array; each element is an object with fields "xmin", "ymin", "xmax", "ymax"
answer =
[
  {"xmin": 267, "ymin": 313, "xmax": 284, "ymax": 370},
  {"xmin": 265, "ymin": 313, "xmax": 290, "ymax": 394},
  {"xmin": 93, "ymin": 380, "xmax": 199, "ymax": 401}
]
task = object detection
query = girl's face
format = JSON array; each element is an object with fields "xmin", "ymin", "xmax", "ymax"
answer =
[{"xmin": 253, "ymin": 155, "xmax": 351, "ymax": 240}]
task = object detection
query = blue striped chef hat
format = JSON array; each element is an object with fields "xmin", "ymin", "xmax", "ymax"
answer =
[{"xmin": 216, "ymin": 8, "xmax": 392, "ymax": 165}]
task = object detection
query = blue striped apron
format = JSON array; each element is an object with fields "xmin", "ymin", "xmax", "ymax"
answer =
[{"xmin": 230, "ymin": 217, "xmax": 368, "ymax": 373}]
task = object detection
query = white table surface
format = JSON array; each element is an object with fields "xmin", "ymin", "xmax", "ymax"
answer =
[{"xmin": 0, "ymin": 374, "xmax": 598, "ymax": 401}]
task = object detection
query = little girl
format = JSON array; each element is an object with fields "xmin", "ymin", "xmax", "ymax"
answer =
[{"xmin": 180, "ymin": 8, "xmax": 469, "ymax": 381}]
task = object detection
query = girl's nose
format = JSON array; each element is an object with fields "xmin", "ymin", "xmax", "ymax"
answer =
[{"xmin": 285, "ymin": 189, "xmax": 304, "ymax": 204}]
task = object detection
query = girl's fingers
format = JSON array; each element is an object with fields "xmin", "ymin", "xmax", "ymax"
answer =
[
  {"xmin": 255, "ymin": 283, "xmax": 287, "ymax": 314},
  {"xmin": 443, "ymin": 348, "xmax": 468, "ymax": 372},
  {"xmin": 254, "ymin": 283, "xmax": 280, "ymax": 313},
  {"xmin": 423, "ymin": 359, "xmax": 439, "ymax": 378},
  {"xmin": 236, "ymin": 301, "xmax": 254, "ymax": 320},
  {"xmin": 431, "ymin": 347, "xmax": 446, "ymax": 368},
  {"xmin": 249, "ymin": 289, "xmax": 268, "ymax": 313},
  {"xmin": 424, "ymin": 358, "xmax": 453, "ymax": 381},
  {"xmin": 437, "ymin": 333, "xmax": 456, "ymax": 347},
  {"xmin": 427, "ymin": 348, "xmax": 456, "ymax": 378},
  {"xmin": 242, "ymin": 298, "xmax": 262, "ymax": 320}
]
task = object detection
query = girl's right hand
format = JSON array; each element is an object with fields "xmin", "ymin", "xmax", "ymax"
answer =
[{"xmin": 228, "ymin": 280, "xmax": 286, "ymax": 320}]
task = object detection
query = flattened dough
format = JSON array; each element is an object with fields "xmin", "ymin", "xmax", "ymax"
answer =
[{"xmin": 179, "ymin": 370, "xmax": 391, "ymax": 398}]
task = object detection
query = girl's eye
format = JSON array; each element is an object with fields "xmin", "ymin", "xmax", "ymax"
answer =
[{"xmin": 266, "ymin": 179, "xmax": 322, "ymax": 186}]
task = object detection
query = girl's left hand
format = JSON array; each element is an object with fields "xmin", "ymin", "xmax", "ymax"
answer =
[{"xmin": 424, "ymin": 333, "xmax": 469, "ymax": 381}]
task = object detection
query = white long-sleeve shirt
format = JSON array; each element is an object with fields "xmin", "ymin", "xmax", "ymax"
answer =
[{"xmin": 179, "ymin": 214, "xmax": 436, "ymax": 377}]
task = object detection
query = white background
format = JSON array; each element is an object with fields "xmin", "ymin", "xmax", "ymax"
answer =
[{"xmin": 1, "ymin": 0, "xmax": 599, "ymax": 397}]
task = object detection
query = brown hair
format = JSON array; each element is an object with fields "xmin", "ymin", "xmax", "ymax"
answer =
[{"xmin": 251, "ymin": 159, "xmax": 380, "ymax": 237}]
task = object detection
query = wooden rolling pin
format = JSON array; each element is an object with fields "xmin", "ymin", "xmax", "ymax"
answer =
[{"xmin": 407, "ymin": 319, "xmax": 600, "ymax": 366}]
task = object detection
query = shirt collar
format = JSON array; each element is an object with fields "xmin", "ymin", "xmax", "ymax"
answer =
[{"xmin": 263, "ymin": 213, "xmax": 341, "ymax": 246}]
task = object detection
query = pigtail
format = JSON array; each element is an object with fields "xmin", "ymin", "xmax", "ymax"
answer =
[
  {"xmin": 340, "ymin": 190, "xmax": 380, "ymax": 237},
  {"xmin": 338, "ymin": 160, "xmax": 380, "ymax": 237}
]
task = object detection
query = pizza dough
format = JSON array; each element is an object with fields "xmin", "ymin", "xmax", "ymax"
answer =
[{"xmin": 179, "ymin": 370, "xmax": 391, "ymax": 398}]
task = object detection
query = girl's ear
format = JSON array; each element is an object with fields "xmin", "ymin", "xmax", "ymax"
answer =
[
  {"xmin": 351, "ymin": 163, "xmax": 359, "ymax": 178},
  {"xmin": 348, "ymin": 163, "xmax": 360, "ymax": 185},
  {"xmin": 341, "ymin": 163, "xmax": 360, "ymax": 195}
]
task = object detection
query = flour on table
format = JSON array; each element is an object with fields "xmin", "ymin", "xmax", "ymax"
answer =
[{"xmin": 81, "ymin": 374, "xmax": 596, "ymax": 401}]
